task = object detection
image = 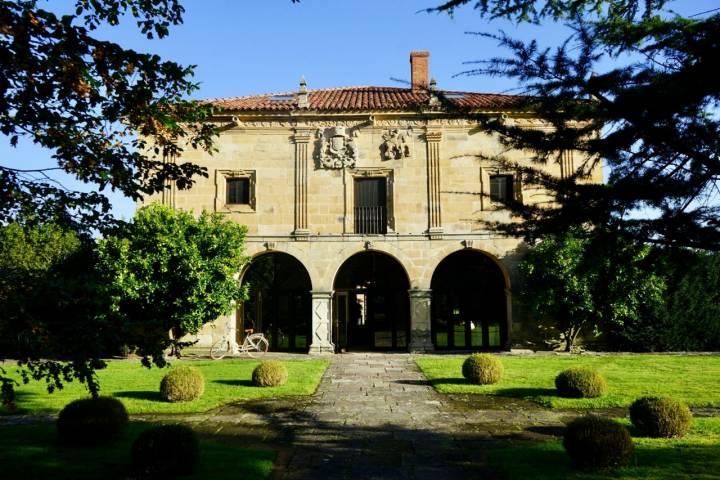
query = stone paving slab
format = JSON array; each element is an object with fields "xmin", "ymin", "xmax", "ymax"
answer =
[{"xmin": 264, "ymin": 353, "xmax": 531, "ymax": 479}]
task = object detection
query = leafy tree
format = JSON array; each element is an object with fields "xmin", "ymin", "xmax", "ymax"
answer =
[
  {"xmin": 97, "ymin": 204, "xmax": 249, "ymax": 366},
  {"xmin": 520, "ymin": 229, "xmax": 665, "ymax": 351},
  {"xmin": 0, "ymin": 222, "xmax": 109, "ymax": 407},
  {"xmin": 0, "ymin": 0, "xmax": 216, "ymax": 232},
  {"xmin": 429, "ymin": 0, "xmax": 720, "ymax": 250},
  {"xmin": 599, "ymin": 248, "xmax": 720, "ymax": 351},
  {"xmin": 662, "ymin": 251, "xmax": 720, "ymax": 350}
]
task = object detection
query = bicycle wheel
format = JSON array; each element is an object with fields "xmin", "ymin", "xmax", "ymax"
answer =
[
  {"xmin": 246, "ymin": 336, "xmax": 269, "ymax": 358},
  {"xmin": 210, "ymin": 338, "xmax": 229, "ymax": 360}
]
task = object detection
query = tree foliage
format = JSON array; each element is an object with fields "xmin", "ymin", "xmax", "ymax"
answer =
[
  {"xmin": 0, "ymin": 222, "xmax": 109, "ymax": 406},
  {"xmin": 0, "ymin": 206, "xmax": 248, "ymax": 405},
  {"xmin": 0, "ymin": 0, "xmax": 216, "ymax": 232},
  {"xmin": 618, "ymin": 249, "xmax": 720, "ymax": 351},
  {"xmin": 431, "ymin": 0, "xmax": 720, "ymax": 250},
  {"xmin": 663, "ymin": 251, "xmax": 720, "ymax": 350},
  {"xmin": 520, "ymin": 229, "xmax": 665, "ymax": 350},
  {"xmin": 97, "ymin": 204, "xmax": 249, "ymax": 366}
]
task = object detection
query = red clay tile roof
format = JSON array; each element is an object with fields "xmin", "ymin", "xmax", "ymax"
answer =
[{"xmin": 206, "ymin": 86, "xmax": 527, "ymax": 112}]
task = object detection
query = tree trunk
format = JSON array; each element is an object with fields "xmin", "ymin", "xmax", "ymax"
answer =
[{"xmin": 564, "ymin": 327, "xmax": 581, "ymax": 352}]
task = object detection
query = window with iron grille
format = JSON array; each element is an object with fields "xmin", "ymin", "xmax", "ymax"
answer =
[
  {"xmin": 489, "ymin": 175, "xmax": 514, "ymax": 203},
  {"xmin": 226, "ymin": 178, "xmax": 250, "ymax": 205},
  {"xmin": 354, "ymin": 178, "xmax": 387, "ymax": 234}
]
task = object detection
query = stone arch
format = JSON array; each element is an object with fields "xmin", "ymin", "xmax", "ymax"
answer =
[
  {"xmin": 429, "ymin": 249, "xmax": 511, "ymax": 350},
  {"xmin": 240, "ymin": 250, "xmax": 313, "ymax": 352},
  {"xmin": 331, "ymin": 250, "xmax": 411, "ymax": 351},
  {"xmin": 326, "ymin": 245, "xmax": 413, "ymax": 291},
  {"xmin": 418, "ymin": 245, "xmax": 512, "ymax": 290},
  {"xmin": 240, "ymin": 245, "xmax": 319, "ymax": 291}
]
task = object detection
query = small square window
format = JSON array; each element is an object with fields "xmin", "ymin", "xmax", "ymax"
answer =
[
  {"xmin": 490, "ymin": 175, "xmax": 514, "ymax": 203},
  {"xmin": 226, "ymin": 178, "xmax": 250, "ymax": 205},
  {"xmin": 215, "ymin": 170, "xmax": 255, "ymax": 213}
]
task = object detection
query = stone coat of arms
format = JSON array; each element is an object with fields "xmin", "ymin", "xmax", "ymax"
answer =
[
  {"xmin": 381, "ymin": 129, "xmax": 412, "ymax": 160},
  {"xmin": 317, "ymin": 126, "xmax": 358, "ymax": 168}
]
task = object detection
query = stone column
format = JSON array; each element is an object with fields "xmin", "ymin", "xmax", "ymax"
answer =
[
  {"xmin": 560, "ymin": 150, "xmax": 574, "ymax": 179},
  {"xmin": 293, "ymin": 130, "xmax": 312, "ymax": 239},
  {"xmin": 309, "ymin": 291, "xmax": 335, "ymax": 354},
  {"xmin": 409, "ymin": 289, "xmax": 434, "ymax": 352},
  {"xmin": 425, "ymin": 130, "xmax": 443, "ymax": 239},
  {"xmin": 161, "ymin": 152, "xmax": 176, "ymax": 208},
  {"xmin": 504, "ymin": 287, "xmax": 513, "ymax": 350}
]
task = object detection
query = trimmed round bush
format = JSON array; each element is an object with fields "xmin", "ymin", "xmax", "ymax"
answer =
[
  {"xmin": 160, "ymin": 365, "xmax": 205, "ymax": 402},
  {"xmin": 131, "ymin": 424, "xmax": 200, "ymax": 478},
  {"xmin": 252, "ymin": 360, "xmax": 288, "ymax": 387},
  {"xmin": 555, "ymin": 367, "xmax": 607, "ymax": 398},
  {"xmin": 57, "ymin": 397, "xmax": 128, "ymax": 445},
  {"xmin": 630, "ymin": 396, "xmax": 693, "ymax": 438},
  {"xmin": 563, "ymin": 416, "xmax": 634, "ymax": 470},
  {"xmin": 462, "ymin": 354, "xmax": 503, "ymax": 385}
]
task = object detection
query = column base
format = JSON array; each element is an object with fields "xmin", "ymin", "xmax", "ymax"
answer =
[
  {"xmin": 409, "ymin": 330, "xmax": 434, "ymax": 353},
  {"xmin": 308, "ymin": 344, "xmax": 335, "ymax": 355},
  {"xmin": 293, "ymin": 229, "xmax": 310, "ymax": 241},
  {"xmin": 428, "ymin": 227, "xmax": 444, "ymax": 240}
]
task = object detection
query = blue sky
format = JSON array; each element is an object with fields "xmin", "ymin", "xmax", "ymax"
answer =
[{"xmin": 2, "ymin": 0, "xmax": 717, "ymax": 220}]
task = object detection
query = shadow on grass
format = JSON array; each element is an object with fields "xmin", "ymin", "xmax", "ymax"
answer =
[
  {"xmin": 0, "ymin": 421, "xmax": 276, "ymax": 480},
  {"xmin": 494, "ymin": 387, "xmax": 557, "ymax": 398},
  {"xmin": 213, "ymin": 379, "xmax": 255, "ymax": 387},
  {"xmin": 426, "ymin": 377, "xmax": 469, "ymax": 387},
  {"xmin": 1, "ymin": 390, "xmax": 46, "ymax": 415},
  {"xmin": 113, "ymin": 391, "xmax": 163, "ymax": 402},
  {"xmin": 525, "ymin": 425, "xmax": 566, "ymax": 437},
  {"xmin": 4, "ymin": 396, "xmax": 719, "ymax": 480},
  {"xmin": 487, "ymin": 439, "xmax": 720, "ymax": 479}
]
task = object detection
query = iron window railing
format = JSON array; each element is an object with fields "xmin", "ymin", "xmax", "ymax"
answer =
[{"xmin": 354, "ymin": 206, "xmax": 387, "ymax": 234}]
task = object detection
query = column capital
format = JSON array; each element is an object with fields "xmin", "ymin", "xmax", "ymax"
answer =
[
  {"xmin": 292, "ymin": 129, "xmax": 313, "ymax": 143},
  {"xmin": 424, "ymin": 130, "xmax": 442, "ymax": 143},
  {"xmin": 409, "ymin": 289, "xmax": 432, "ymax": 299},
  {"xmin": 310, "ymin": 290, "xmax": 333, "ymax": 298}
]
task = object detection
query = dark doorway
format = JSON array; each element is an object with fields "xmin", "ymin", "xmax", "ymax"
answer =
[
  {"xmin": 431, "ymin": 250, "xmax": 508, "ymax": 350},
  {"xmin": 333, "ymin": 251, "xmax": 409, "ymax": 351},
  {"xmin": 242, "ymin": 252, "xmax": 311, "ymax": 352}
]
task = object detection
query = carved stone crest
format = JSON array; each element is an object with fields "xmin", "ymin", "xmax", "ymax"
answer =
[
  {"xmin": 317, "ymin": 126, "xmax": 357, "ymax": 168},
  {"xmin": 381, "ymin": 129, "xmax": 412, "ymax": 160}
]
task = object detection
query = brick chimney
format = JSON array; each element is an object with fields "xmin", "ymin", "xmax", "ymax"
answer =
[{"xmin": 410, "ymin": 51, "xmax": 429, "ymax": 91}]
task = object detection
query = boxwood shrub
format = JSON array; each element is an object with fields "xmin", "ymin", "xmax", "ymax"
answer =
[{"xmin": 57, "ymin": 397, "xmax": 128, "ymax": 445}]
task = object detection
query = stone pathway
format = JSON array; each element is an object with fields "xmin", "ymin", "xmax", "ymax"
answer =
[{"xmin": 187, "ymin": 353, "xmax": 571, "ymax": 480}]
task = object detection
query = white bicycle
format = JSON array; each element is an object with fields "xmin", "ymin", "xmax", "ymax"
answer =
[{"xmin": 210, "ymin": 328, "xmax": 269, "ymax": 359}]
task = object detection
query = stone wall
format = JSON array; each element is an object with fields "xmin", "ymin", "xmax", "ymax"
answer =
[{"xmin": 155, "ymin": 112, "xmax": 601, "ymax": 352}]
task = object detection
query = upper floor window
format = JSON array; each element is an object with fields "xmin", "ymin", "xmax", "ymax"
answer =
[
  {"xmin": 227, "ymin": 178, "xmax": 250, "ymax": 205},
  {"xmin": 354, "ymin": 178, "xmax": 387, "ymax": 234},
  {"xmin": 489, "ymin": 175, "xmax": 514, "ymax": 203},
  {"xmin": 215, "ymin": 169, "xmax": 255, "ymax": 213}
]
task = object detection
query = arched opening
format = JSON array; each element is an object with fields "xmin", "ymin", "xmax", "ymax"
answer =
[
  {"xmin": 431, "ymin": 250, "xmax": 508, "ymax": 350},
  {"xmin": 241, "ymin": 252, "xmax": 312, "ymax": 352},
  {"xmin": 333, "ymin": 251, "xmax": 410, "ymax": 351}
]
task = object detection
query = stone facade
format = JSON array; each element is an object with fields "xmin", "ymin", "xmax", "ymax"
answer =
[{"xmin": 150, "ymin": 52, "xmax": 600, "ymax": 354}]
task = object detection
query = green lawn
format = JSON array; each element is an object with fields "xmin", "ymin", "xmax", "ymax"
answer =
[
  {"xmin": 0, "ymin": 422, "xmax": 275, "ymax": 480},
  {"xmin": 2, "ymin": 358, "xmax": 328, "ymax": 415},
  {"xmin": 416, "ymin": 354, "xmax": 720, "ymax": 408},
  {"xmin": 487, "ymin": 417, "xmax": 720, "ymax": 479}
]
